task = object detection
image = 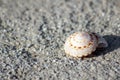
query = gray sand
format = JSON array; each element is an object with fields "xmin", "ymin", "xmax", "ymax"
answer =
[{"xmin": 0, "ymin": 0, "xmax": 120, "ymax": 80}]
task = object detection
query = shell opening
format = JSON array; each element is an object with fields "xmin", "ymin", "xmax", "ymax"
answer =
[{"xmin": 97, "ymin": 36, "xmax": 108, "ymax": 48}]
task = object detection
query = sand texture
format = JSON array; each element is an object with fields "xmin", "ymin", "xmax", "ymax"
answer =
[{"xmin": 0, "ymin": 0, "xmax": 120, "ymax": 80}]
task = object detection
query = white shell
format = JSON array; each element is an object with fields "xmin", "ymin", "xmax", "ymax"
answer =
[{"xmin": 64, "ymin": 32, "xmax": 108, "ymax": 58}]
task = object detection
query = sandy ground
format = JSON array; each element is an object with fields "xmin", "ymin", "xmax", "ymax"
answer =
[{"xmin": 0, "ymin": 0, "xmax": 120, "ymax": 80}]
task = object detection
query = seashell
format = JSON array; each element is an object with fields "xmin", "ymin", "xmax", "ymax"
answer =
[{"xmin": 64, "ymin": 32, "xmax": 108, "ymax": 58}]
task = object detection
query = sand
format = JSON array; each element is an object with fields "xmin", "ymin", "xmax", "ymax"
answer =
[{"xmin": 0, "ymin": 0, "xmax": 120, "ymax": 80}]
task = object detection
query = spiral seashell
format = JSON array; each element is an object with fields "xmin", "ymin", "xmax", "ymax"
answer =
[{"xmin": 64, "ymin": 32, "xmax": 108, "ymax": 58}]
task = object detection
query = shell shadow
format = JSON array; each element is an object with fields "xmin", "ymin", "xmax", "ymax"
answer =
[{"xmin": 86, "ymin": 35, "xmax": 120, "ymax": 58}]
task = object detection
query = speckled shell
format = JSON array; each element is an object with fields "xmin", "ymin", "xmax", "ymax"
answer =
[{"xmin": 64, "ymin": 32, "xmax": 108, "ymax": 58}]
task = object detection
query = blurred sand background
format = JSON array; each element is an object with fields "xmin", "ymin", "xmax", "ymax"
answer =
[{"xmin": 0, "ymin": 0, "xmax": 120, "ymax": 80}]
